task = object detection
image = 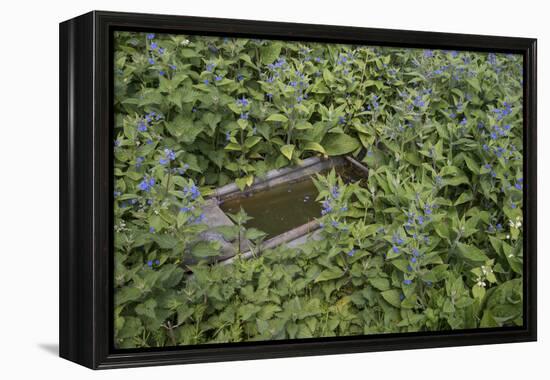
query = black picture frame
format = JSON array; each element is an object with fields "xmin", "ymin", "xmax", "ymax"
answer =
[{"xmin": 59, "ymin": 10, "xmax": 537, "ymax": 369}]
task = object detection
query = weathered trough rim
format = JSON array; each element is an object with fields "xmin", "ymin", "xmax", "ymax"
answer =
[
  {"xmin": 211, "ymin": 156, "xmax": 326, "ymax": 199},
  {"xmin": 199, "ymin": 154, "xmax": 369, "ymax": 267}
]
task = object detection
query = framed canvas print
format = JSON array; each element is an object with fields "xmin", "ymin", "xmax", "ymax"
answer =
[{"xmin": 59, "ymin": 11, "xmax": 537, "ymax": 369}]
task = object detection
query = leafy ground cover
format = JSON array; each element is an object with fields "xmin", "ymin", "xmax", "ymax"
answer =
[{"xmin": 113, "ymin": 31, "xmax": 523, "ymax": 348}]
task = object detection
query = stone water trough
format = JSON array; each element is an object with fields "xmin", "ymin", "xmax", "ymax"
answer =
[{"xmin": 195, "ymin": 155, "xmax": 368, "ymax": 265}]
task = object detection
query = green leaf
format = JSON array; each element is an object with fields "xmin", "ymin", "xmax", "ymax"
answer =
[
  {"xmin": 302, "ymin": 142, "xmax": 326, "ymax": 154},
  {"xmin": 266, "ymin": 114, "xmax": 288, "ymax": 123},
  {"xmin": 321, "ymin": 134, "xmax": 360, "ymax": 155},
  {"xmin": 280, "ymin": 144, "xmax": 295, "ymax": 160},
  {"xmin": 258, "ymin": 304, "xmax": 282, "ymax": 320},
  {"xmin": 472, "ymin": 284, "xmax": 486, "ymax": 300},
  {"xmin": 315, "ymin": 268, "xmax": 344, "ymax": 283},
  {"xmin": 245, "ymin": 228, "xmax": 267, "ymax": 240},
  {"xmin": 115, "ymin": 286, "xmax": 141, "ymax": 306},
  {"xmin": 457, "ymin": 242, "xmax": 489, "ymax": 263},
  {"xmin": 323, "ymin": 68, "xmax": 335, "ymax": 83},
  {"xmin": 135, "ymin": 299, "xmax": 157, "ymax": 320},
  {"xmin": 244, "ymin": 136, "xmax": 262, "ymax": 149},
  {"xmin": 260, "ymin": 42, "xmax": 282, "ymax": 64},
  {"xmin": 381, "ymin": 289, "xmax": 402, "ymax": 308},
  {"xmin": 369, "ymin": 277, "xmax": 390, "ymax": 291},
  {"xmin": 235, "ymin": 175, "xmax": 254, "ymax": 191},
  {"xmin": 466, "ymin": 77, "xmax": 481, "ymax": 93},
  {"xmin": 191, "ymin": 241, "xmax": 221, "ymax": 258}
]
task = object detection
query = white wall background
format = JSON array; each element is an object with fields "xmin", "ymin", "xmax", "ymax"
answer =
[{"xmin": 0, "ymin": 0, "xmax": 546, "ymax": 377}]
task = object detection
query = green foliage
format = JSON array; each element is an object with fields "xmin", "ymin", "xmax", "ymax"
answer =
[{"xmin": 113, "ymin": 32, "xmax": 524, "ymax": 348}]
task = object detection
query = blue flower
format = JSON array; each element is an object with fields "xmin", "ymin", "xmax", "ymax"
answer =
[
  {"xmin": 150, "ymin": 42, "xmax": 158, "ymax": 50},
  {"xmin": 136, "ymin": 156, "xmax": 144, "ymax": 168},
  {"xmin": 225, "ymin": 131, "xmax": 231, "ymax": 141},
  {"xmin": 137, "ymin": 120, "xmax": 147, "ymax": 132},
  {"xmin": 206, "ymin": 63, "xmax": 215, "ymax": 72},
  {"xmin": 403, "ymin": 279, "xmax": 412, "ymax": 285},
  {"xmin": 147, "ymin": 33, "xmax": 155, "ymax": 40},
  {"xmin": 392, "ymin": 245, "xmax": 399, "ymax": 253},
  {"xmin": 417, "ymin": 216, "xmax": 424, "ymax": 225},
  {"xmin": 159, "ymin": 70, "xmax": 165, "ymax": 76},
  {"xmin": 185, "ymin": 184, "xmax": 201, "ymax": 200},
  {"xmin": 155, "ymin": 259, "xmax": 160, "ymax": 265},
  {"xmin": 148, "ymin": 58, "xmax": 155, "ymax": 65},
  {"xmin": 166, "ymin": 149, "xmax": 176, "ymax": 160},
  {"xmin": 139, "ymin": 176, "xmax": 155, "ymax": 192},
  {"xmin": 236, "ymin": 96, "xmax": 249, "ymax": 107},
  {"xmin": 413, "ymin": 96, "xmax": 425, "ymax": 108},
  {"xmin": 194, "ymin": 213, "xmax": 206, "ymax": 223},
  {"xmin": 423, "ymin": 50, "xmax": 434, "ymax": 58},
  {"xmin": 236, "ymin": 74, "xmax": 244, "ymax": 81},
  {"xmin": 412, "ymin": 248, "xmax": 419, "ymax": 256},
  {"xmin": 321, "ymin": 200, "xmax": 332, "ymax": 215},
  {"xmin": 215, "ymin": 75, "xmax": 223, "ymax": 81},
  {"xmin": 203, "ymin": 79, "xmax": 209, "ymax": 85},
  {"xmin": 147, "ymin": 260, "xmax": 153, "ymax": 267},
  {"xmin": 393, "ymin": 234, "xmax": 404, "ymax": 245},
  {"xmin": 169, "ymin": 64, "xmax": 177, "ymax": 70},
  {"xmin": 347, "ymin": 249, "xmax": 356, "ymax": 257},
  {"xmin": 158, "ymin": 48, "xmax": 165, "ymax": 55},
  {"xmin": 331, "ymin": 220, "xmax": 339, "ymax": 227},
  {"xmin": 410, "ymin": 257, "xmax": 417, "ymax": 263},
  {"xmin": 266, "ymin": 93, "xmax": 273, "ymax": 100},
  {"xmin": 240, "ymin": 112, "xmax": 249, "ymax": 120},
  {"xmin": 460, "ymin": 117, "xmax": 467, "ymax": 126},
  {"xmin": 149, "ymin": 227, "xmax": 155, "ymax": 233}
]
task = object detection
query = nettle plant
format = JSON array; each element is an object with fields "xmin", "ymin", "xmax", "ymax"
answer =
[{"xmin": 113, "ymin": 31, "xmax": 523, "ymax": 348}]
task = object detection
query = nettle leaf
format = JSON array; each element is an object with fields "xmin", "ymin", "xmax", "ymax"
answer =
[
  {"xmin": 381, "ymin": 289, "xmax": 402, "ymax": 308},
  {"xmin": 135, "ymin": 299, "xmax": 157, "ymax": 320},
  {"xmin": 321, "ymin": 134, "xmax": 360, "ymax": 155},
  {"xmin": 369, "ymin": 277, "xmax": 390, "ymax": 291},
  {"xmin": 191, "ymin": 240, "xmax": 222, "ymax": 258},
  {"xmin": 260, "ymin": 42, "xmax": 283, "ymax": 64},
  {"xmin": 314, "ymin": 268, "xmax": 344, "ymax": 283},
  {"xmin": 457, "ymin": 242, "xmax": 489, "ymax": 263},
  {"xmin": 115, "ymin": 286, "xmax": 142, "ymax": 306},
  {"xmin": 245, "ymin": 228, "xmax": 267, "ymax": 240}
]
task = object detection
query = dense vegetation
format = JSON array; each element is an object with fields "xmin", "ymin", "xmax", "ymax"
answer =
[{"xmin": 113, "ymin": 31, "xmax": 524, "ymax": 348}]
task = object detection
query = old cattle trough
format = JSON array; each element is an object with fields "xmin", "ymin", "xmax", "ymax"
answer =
[{"xmin": 199, "ymin": 156, "xmax": 368, "ymax": 264}]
